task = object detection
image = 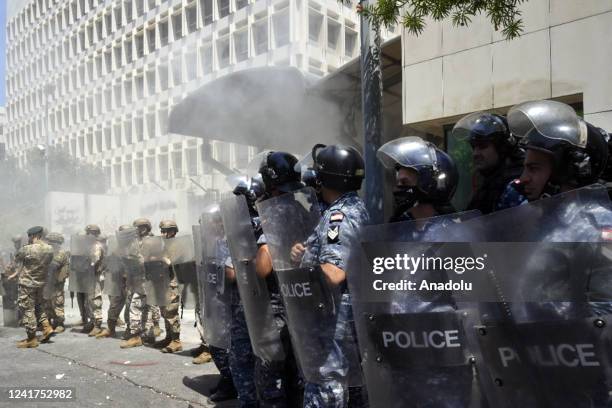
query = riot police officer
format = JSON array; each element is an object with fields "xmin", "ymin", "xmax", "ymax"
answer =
[
  {"xmin": 254, "ymin": 152, "xmax": 304, "ymax": 407},
  {"xmin": 291, "ymin": 144, "xmax": 369, "ymax": 408},
  {"xmin": 373, "ymin": 136, "xmax": 474, "ymax": 406},
  {"xmin": 509, "ymin": 100, "xmax": 609, "ymax": 202},
  {"xmin": 452, "ymin": 113, "xmax": 525, "ymax": 213},
  {"xmin": 378, "ymin": 136, "xmax": 459, "ymax": 222}
]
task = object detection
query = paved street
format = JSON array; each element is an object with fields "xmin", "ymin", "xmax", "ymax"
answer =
[{"xmin": 0, "ymin": 297, "xmax": 238, "ymax": 408}]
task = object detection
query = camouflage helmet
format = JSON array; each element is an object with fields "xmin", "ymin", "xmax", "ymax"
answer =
[
  {"xmin": 133, "ymin": 218, "xmax": 152, "ymax": 230},
  {"xmin": 118, "ymin": 224, "xmax": 132, "ymax": 232},
  {"xmin": 85, "ymin": 224, "xmax": 101, "ymax": 235},
  {"xmin": 27, "ymin": 226, "xmax": 44, "ymax": 237},
  {"xmin": 45, "ymin": 232, "xmax": 64, "ymax": 244},
  {"xmin": 159, "ymin": 219, "xmax": 178, "ymax": 232}
]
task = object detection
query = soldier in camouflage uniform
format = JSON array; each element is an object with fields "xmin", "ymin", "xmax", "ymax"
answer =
[
  {"xmin": 152, "ymin": 220, "xmax": 182, "ymax": 353},
  {"xmin": 96, "ymin": 226, "xmax": 128, "ymax": 339},
  {"xmin": 292, "ymin": 145, "xmax": 370, "ymax": 408},
  {"xmin": 15, "ymin": 226, "xmax": 55, "ymax": 348},
  {"xmin": 120, "ymin": 218, "xmax": 156, "ymax": 348},
  {"xmin": 84, "ymin": 225, "xmax": 106, "ymax": 337},
  {"xmin": 43, "ymin": 232, "xmax": 70, "ymax": 333}
]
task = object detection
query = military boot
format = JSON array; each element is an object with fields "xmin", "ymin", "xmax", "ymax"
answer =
[
  {"xmin": 209, "ymin": 377, "xmax": 237, "ymax": 402},
  {"xmin": 96, "ymin": 320, "xmax": 116, "ymax": 339},
  {"xmin": 16, "ymin": 333, "xmax": 39, "ymax": 349},
  {"xmin": 153, "ymin": 322, "xmax": 162, "ymax": 338},
  {"xmin": 189, "ymin": 343, "xmax": 209, "ymax": 357},
  {"xmin": 120, "ymin": 335, "xmax": 143, "ymax": 349},
  {"xmin": 39, "ymin": 321, "xmax": 54, "ymax": 343},
  {"xmin": 88, "ymin": 325, "xmax": 103, "ymax": 337},
  {"xmin": 54, "ymin": 319, "xmax": 65, "ymax": 334},
  {"xmin": 192, "ymin": 350, "xmax": 213, "ymax": 364},
  {"xmin": 153, "ymin": 336, "xmax": 172, "ymax": 349},
  {"xmin": 161, "ymin": 334, "xmax": 182, "ymax": 354},
  {"xmin": 80, "ymin": 321, "xmax": 94, "ymax": 334}
]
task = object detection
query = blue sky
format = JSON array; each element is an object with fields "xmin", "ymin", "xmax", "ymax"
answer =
[{"xmin": 0, "ymin": 2, "xmax": 5, "ymax": 106}]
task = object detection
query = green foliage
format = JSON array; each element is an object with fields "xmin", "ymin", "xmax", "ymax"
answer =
[{"xmin": 357, "ymin": 0, "xmax": 526, "ymax": 40}]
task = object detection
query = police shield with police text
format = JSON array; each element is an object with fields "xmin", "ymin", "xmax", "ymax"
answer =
[
  {"xmin": 199, "ymin": 205, "xmax": 232, "ymax": 350},
  {"xmin": 221, "ymin": 193, "xmax": 285, "ymax": 363},
  {"xmin": 68, "ymin": 234, "xmax": 97, "ymax": 295},
  {"xmin": 349, "ymin": 136, "xmax": 481, "ymax": 407}
]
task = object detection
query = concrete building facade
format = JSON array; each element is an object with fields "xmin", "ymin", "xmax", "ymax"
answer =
[
  {"xmin": 401, "ymin": 0, "xmax": 612, "ymax": 137},
  {"xmin": 6, "ymin": 0, "xmax": 391, "ymax": 193}
]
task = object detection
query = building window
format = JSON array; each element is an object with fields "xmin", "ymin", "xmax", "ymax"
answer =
[
  {"xmin": 200, "ymin": 43, "xmax": 212, "ymax": 75},
  {"xmin": 273, "ymin": 9, "xmax": 290, "ymax": 47},
  {"xmin": 308, "ymin": 9, "xmax": 323, "ymax": 45},
  {"xmin": 218, "ymin": 0, "xmax": 229, "ymax": 18},
  {"xmin": 147, "ymin": 26, "xmax": 156, "ymax": 52},
  {"xmin": 186, "ymin": 4, "xmax": 197, "ymax": 33},
  {"xmin": 236, "ymin": 0, "xmax": 248, "ymax": 10},
  {"xmin": 171, "ymin": 54, "xmax": 182, "ymax": 86},
  {"xmin": 185, "ymin": 51, "xmax": 197, "ymax": 81},
  {"xmin": 234, "ymin": 29, "xmax": 248, "ymax": 62},
  {"xmin": 124, "ymin": 161, "xmax": 133, "ymax": 185},
  {"xmin": 327, "ymin": 19, "xmax": 340, "ymax": 53},
  {"xmin": 172, "ymin": 11, "xmax": 182, "ymax": 40},
  {"xmin": 135, "ymin": 31, "xmax": 144, "ymax": 58},
  {"xmin": 159, "ymin": 153, "xmax": 168, "ymax": 180},
  {"xmin": 217, "ymin": 37, "xmax": 230, "ymax": 68},
  {"xmin": 200, "ymin": 0, "xmax": 213, "ymax": 25},
  {"xmin": 186, "ymin": 147, "xmax": 198, "ymax": 176},
  {"xmin": 159, "ymin": 19, "xmax": 169, "ymax": 46},
  {"xmin": 172, "ymin": 150, "xmax": 183, "ymax": 178},
  {"xmin": 252, "ymin": 18, "xmax": 267, "ymax": 55}
]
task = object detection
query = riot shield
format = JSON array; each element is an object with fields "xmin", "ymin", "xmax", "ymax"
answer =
[
  {"xmin": 350, "ymin": 211, "xmax": 482, "ymax": 407},
  {"xmin": 257, "ymin": 187, "xmax": 364, "ymax": 385},
  {"xmin": 43, "ymin": 244, "xmax": 62, "ymax": 300},
  {"xmin": 165, "ymin": 235, "xmax": 198, "ymax": 308},
  {"xmin": 116, "ymin": 227, "xmax": 144, "ymax": 293},
  {"xmin": 142, "ymin": 236, "xmax": 170, "ymax": 306},
  {"xmin": 199, "ymin": 209, "xmax": 232, "ymax": 350},
  {"xmin": 68, "ymin": 234, "xmax": 97, "ymax": 294},
  {"xmin": 455, "ymin": 185, "xmax": 612, "ymax": 408},
  {"xmin": 1, "ymin": 276, "xmax": 19, "ymax": 327},
  {"xmin": 221, "ymin": 194, "xmax": 285, "ymax": 362},
  {"xmin": 103, "ymin": 236, "xmax": 125, "ymax": 297}
]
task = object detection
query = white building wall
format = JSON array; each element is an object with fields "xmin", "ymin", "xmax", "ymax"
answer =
[
  {"xmin": 402, "ymin": 0, "xmax": 612, "ymax": 134},
  {"xmin": 6, "ymin": 0, "xmax": 376, "ymax": 193}
]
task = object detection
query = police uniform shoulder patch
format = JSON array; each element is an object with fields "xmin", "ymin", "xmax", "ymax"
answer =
[
  {"xmin": 601, "ymin": 228, "xmax": 612, "ymax": 241},
  {"xmin": 330, "ymin": 212, "xmax": 344, "ymax": 222},
  {"xmin": 327, "ymin": 225, "xmax": 340, "ymax": 243}
]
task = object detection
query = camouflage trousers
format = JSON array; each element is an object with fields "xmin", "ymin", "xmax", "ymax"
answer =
[
  {"xmin": 88, "ymin": 273, "xmax": 103, "ymax": 327},
  {"xmin": 44, "ymin": 280, "xmax": 66, "ymax": 326},
  {"xmin": 160, "ymin": 277, "xmax": 180, "ymax": 337},
  {"xmin": 107, "ymin": 277, "xmax": 127, "ymax": 322},
  {"xmin": 126, "ymin": 291, "xmax": 159, "ymax": 336},
  {"xmin": 17, "ymin": 285, "xmax": 49, "ymax": 335},
  {"xmin": 229, "ymin": 303, "xmax": 258, "ymax": 408}
]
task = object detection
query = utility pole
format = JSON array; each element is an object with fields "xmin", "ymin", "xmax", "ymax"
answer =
[{"xmin": 360, "ymin": 1, "xmax": 384, "ymax": 224}]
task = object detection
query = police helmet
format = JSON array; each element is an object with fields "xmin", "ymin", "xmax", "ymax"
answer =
[
  {"xmin": 312, "ymin": 144, "xmax": 365, "ymax": 192},
  {"xmin": 509, "ymin": 100, "xmax": 608, "ymax": 188},
  {"xmin": 453, "ymin": 112, "xmax": 517, "ymax": 155},
  {"xmin": 258, "ymin": 151, "xmax": 303, "ymax": 193},
  {"xmin": 377, "ymin": 136, "xmax": 458, "ymax": 204}
]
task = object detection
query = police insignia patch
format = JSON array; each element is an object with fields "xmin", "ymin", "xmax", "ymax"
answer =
[
  {"xmin": 327, "ymin": 225, "xmax": 339, "ymax": 242},
  {"xmin": 601, "ymin": 229, "xmax": 612, "ymax": 241},
  {"xmin": 330, "ymin": 212, "xmax": 344, "ymax": 222}
]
